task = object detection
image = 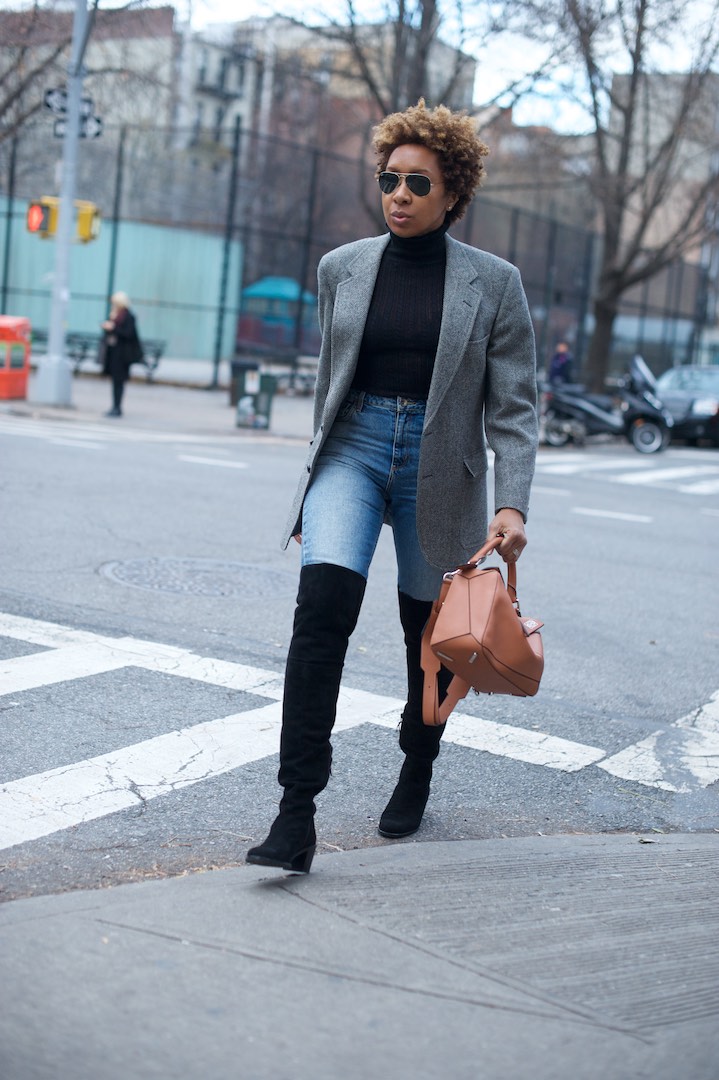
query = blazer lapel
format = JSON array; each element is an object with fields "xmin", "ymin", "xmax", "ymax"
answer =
[
  {"xmin": 426, "ymin": 237, "xmax": 483, "ymax": 425},
  {"xmin": 330, "ymin": 235, "xmax": 389, "ymax": 383}
]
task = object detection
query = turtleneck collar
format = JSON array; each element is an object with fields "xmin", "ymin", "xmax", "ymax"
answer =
[{"xmin": 386, "ymin": 219, "xmax": 450, "ymax": 261}]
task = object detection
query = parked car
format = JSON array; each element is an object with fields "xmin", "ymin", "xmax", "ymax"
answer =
[{"xmin": 654, "ymin": 365, "xmax": 719, "ymax": 446}]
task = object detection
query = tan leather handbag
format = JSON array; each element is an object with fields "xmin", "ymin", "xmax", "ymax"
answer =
[{"xmin": 421, "ymin": 537, "xmax": 544, "ymax": 726}]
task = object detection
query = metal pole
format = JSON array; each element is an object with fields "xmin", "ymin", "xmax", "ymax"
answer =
[
  {"xmin": 211, "ymin": 115, "xmax": 241, "ymax": 389},
  {"xmin": 106, "ymin": 125, "xmax": 126, "ymax": 307},
  {"xmin": 33, "ymin": 0, "xmax": 89, "ymax": 405},
  {"xmin": 1, "ymin": 132, "xmax": 19, "ymax": 314},
  {"xmin": 292, "ymin": 147, "xmax": 319, "ymax": 383}
]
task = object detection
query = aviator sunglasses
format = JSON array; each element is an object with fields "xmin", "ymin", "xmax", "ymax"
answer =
[{"xmin": 378, "ymin": 171, "xmax": 435, "ymax": 197}]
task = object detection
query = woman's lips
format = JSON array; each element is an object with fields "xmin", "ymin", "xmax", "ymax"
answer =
[{"xmin": 391, "ymin": 212, "xmax": 410, "ymax": 223}]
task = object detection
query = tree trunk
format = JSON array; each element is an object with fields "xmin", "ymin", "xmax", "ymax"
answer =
[{"xmin": 585, "ymin": 298, "xmax": 618, "ymax": 392}]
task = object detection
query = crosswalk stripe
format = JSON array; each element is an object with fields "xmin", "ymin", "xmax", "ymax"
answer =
[
  {"xmin": 598, "ymin": 691, "xmax": 719, "ymax": 793},
  {"xmin": 0, "ymin": 644, "xmax": 131, "ymax": 695},
  {"xmin": 679, "ymin": 479, "xmax": 719, "ymax": 495},
  {"xmin": 177, "ymin": 455, "xmax": 248, "ymax": 469},
  {"xmin": 613, "ymin": 465, "xmax": 719, "ymax": 485},
  {"xmin": 571, "ymin": 507, "xmax": 653, "ymax": 523},
  {"xmin": 0, "ymin": 612, "xmax": 717, "ymax": 851},
  {"xmin": 537, "ymin": 458, "xmax": 653, "ymax": 475}
]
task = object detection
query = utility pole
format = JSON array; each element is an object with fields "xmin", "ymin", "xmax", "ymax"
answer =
[{"xmin": 33, "ymin": 0, "xmax": 95, "ymax": 405}]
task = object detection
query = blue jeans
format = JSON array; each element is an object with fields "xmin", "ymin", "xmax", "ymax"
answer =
[{"xmin": 301, "ymin": 391, "xmax": 446, "ymax": 601}]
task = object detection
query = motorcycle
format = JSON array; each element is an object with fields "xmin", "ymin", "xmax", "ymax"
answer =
[{"xmin": 540, "ymin": 355, "xmax": 674, "ymax": 454}]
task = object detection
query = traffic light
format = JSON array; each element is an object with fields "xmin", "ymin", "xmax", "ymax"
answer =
[
  {"xmin": 75, "ymin": 200, "xmax": 100, "ymax": 243},
  {"xmin": 26, "ymin": 196, "xmax": 59, "ymax": 238},
  {"xmin": 26, "ymin": 197, "xmax": 100, "ymax": 242}
]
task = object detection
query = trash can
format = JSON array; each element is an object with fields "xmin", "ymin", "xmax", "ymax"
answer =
[
  {"xmin": 0, "ymin": 316, "xmax": 31, "ymax": 400},
  {"xmin": 232, "ymin": 360, "xmax": 277, "ymax": 429},
  {"xmin": 230, "ymin": 359, "xmax": 259, "ymax": 408}
]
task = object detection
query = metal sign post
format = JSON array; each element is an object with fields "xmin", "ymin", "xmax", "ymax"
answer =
[{"xmin": 33, "ymin": 0, "xmax": 94, "ymax": 406}]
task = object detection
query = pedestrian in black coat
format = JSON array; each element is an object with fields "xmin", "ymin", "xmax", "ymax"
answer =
[{"xmin": 101, "ymin": 291, "xmax": 142, "ymax": 417}]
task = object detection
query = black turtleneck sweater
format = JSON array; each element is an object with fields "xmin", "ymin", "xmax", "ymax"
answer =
[{"xmin": 351, "ymin": 222, "xmax": 448, "ymax": 399}]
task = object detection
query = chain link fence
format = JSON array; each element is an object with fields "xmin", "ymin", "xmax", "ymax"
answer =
[{"xmin": 1, "ymin": 120, "xmax": 710, "ymax": 376}]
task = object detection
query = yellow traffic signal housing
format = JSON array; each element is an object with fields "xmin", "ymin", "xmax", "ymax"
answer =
[
  {"xmin": 26, "ymin": 196, "xmax": 59, "ymax": 237},
  {"xmin": 26, "ymin": 197, "xmax": 100, "ymax": 242},
  {"xmin": 75, "ymin": 200, "xmax": 100, "ymax": 243}
]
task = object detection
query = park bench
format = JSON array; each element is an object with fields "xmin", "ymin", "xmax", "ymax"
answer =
[{"xmin": 31, "ymin": 330, "xmax": 166, "ymax": 382}]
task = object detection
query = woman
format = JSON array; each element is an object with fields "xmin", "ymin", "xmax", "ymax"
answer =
[
  {"xmin": 101, "ymin": 291, "xmax": 142, "ymax": 417},
  {"xmin": 247, "ymin": 101, "xmax": 538, "ymax": 873}
]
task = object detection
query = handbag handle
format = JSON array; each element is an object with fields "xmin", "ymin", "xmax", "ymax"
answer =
[{"xmin": 420, "ymin": 536, "xmax": 519, "ymax": 726}]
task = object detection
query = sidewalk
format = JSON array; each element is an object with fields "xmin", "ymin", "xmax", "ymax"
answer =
[
  {"xmin": 1, "ymin": 833, "xmax": 716, "ymax": 1079},
  {"xmin": 3, "ymin": 364, "xmax": 718, "ymax": 1078},
  {"xmin": 3, "ymin": 358, "xmax": 315, "ymax": 441}
]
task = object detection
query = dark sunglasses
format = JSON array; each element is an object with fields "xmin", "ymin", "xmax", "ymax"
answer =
[{"xmin": 378, "ymin": 171, "xmax": 435, "ymax": 197}]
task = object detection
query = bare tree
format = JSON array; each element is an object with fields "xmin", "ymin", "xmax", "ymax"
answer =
[
  {"xmin": 0, "ymin": 3, "xmax": 173, "ymax": 150},
  {"xmin": 0, "ymin": 6, "xmax": 71, "ymax": 145},
  {"xmin": 520, "ymin": 0, "xmax": 719, "ymax": 387}
]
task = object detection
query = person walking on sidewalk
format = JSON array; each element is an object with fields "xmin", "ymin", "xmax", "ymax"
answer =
[
  {"xmin": 101, "ymin": 291, "xmax": 143, "ymax": 417},
  {"xmin": 247, "ymin": 100, "xmax": 539, "ymax": 874}
]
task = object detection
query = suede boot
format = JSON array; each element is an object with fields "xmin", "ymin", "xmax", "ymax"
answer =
[
  {"xmin": 247, "ymin": 562, "xmax": 366, "ymax": 872},
  {"xmin": 378, "ymin": 590, "xmax": 451, "ymax": 839}
]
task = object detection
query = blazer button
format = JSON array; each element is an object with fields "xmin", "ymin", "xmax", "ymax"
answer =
[{"xmin": 307, "ymin": 464, "xmax": 311, "ymax": 472}]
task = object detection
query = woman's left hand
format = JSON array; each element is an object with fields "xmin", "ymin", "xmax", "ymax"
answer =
[{"xmin": 486, "ymin": 508, "xmax": 527, "ymax": 563}]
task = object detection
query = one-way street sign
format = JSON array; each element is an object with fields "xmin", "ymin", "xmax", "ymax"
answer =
[
  {"xmin": 53, "ymin": 114, "xmax": 103, "ymax": 140},
  {"xmin": 44, "ymin": 87, "xmax": 94, "ymax": 118}
]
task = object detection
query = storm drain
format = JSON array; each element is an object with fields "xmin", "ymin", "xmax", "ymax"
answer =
[{"xmin": 99, "ymin": 557, "xmax": 297, "ymax": 598}]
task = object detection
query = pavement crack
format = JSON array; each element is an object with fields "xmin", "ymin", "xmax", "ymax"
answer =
[
  {"xmin": 273, "ymin": 884, "xmax": 649, "ymax": 1041},
  {"xmin": 93, "ymin": 916, "xmax": 628, "ymax": 1030},
  {"xmin": 127, "ymin": 781, "xmax": 149, "ymax": 813}
]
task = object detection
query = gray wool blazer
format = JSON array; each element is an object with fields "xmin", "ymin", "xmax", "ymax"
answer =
[{"xmin": 282, "ymin": 232, "xmax": 539, "ymax": 570}]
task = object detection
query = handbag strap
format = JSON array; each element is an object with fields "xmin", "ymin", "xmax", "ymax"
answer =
[{"xmin": 421, "ymin": 536, "xmax": 518, "ymax": 726}]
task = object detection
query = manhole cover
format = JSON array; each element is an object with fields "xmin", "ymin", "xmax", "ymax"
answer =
[{"xmin": 99, "ymin": 558, "xmax": 297, "ymax": 598}]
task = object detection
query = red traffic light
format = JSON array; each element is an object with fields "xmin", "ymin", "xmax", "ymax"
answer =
[{"xmin": 27, "ymin": 203, "xmax": 47, "ymax": 232}]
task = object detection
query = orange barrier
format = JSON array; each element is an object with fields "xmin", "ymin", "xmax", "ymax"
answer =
[{"xmin": 0, "ymin": 316, "xmax": 31, "ymax": 400}]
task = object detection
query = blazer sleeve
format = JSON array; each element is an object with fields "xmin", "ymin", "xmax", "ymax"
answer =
[
  {"xmin": 483, "ymin": 266, "xmax": 539, "ymax": 521},
  {"xmin": 313, "ymin": 256, "xmax": 334, "ymax": 434}
]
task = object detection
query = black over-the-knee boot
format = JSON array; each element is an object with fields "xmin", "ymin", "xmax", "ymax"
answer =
[
  {"xmin": 247, "ymin": 562, "xmax": 366, "ymax": 872},
  {"xmin": 378, "ymin": 589, "xmax": 452, "ymax": 839}
]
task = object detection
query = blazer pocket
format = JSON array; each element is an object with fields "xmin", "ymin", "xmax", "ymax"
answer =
[
  {"xmin": 467, "ymin": 331, "xmax": 490, "ymax": 349},
  {"xmin": 463, "ymin": 448, "xmax": 488, "ymax": 477}
]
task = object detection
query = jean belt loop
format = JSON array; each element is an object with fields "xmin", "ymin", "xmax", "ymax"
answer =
[{"xmin": 356, "ymin": 390, "xmax": 366, "ymax": 412}]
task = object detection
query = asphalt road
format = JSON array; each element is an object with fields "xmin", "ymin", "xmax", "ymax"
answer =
[{"xmin": 1, "ymin": 405, "xmax": 717, "ymax": 901}]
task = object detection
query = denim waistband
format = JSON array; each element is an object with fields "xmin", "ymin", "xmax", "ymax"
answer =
[{"xmin": 345, "ymin": 389, "xmax": 427, "ymax": 413}]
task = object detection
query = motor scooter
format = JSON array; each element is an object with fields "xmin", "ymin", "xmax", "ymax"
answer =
[{"xmin": 540, "ymin": 355, "xmax": 673, "ymax": 453}]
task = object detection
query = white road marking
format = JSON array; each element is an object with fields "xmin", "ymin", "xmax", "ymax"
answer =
[
  {"xmin": 0, "ymin": 612, "xmax": 716, "ymax": 851},
  {"xmin": 431, "ymin": 713, "xmax": 605, "ymax": 772},
  {"xmin": 48, "ymin": 438, "xmax": 106, "ymax": 450},
  {"xmin": 177, "ymin": 455, "xmax": 248, "ymax": 469},
  {"xmin": 0, "ymin": 643, "xmax": 132, "ymax": 695},
  {"xmin": 598, "ymin": 690, "xmax": 719, "ymax": 793},
  {"xmin": 0, "ymin": 416, "xmax": 239, "ymax": 446},
  {"xmin": 613, "ymin": 465, "xmax": 719, "ymax": 485},
  {"xmin": 679, "ymin": 478, "xmax": 719, "ymax": 495},
  {"xmin": 701, "ymin": 508, "xmax": 719, "ymax": 517},
  {"xmin": 571, "ymin": 507, "xmax": 653, "ymax": 523},
  {"xmin": 537, "ymin": 458, "xmax": 654, "ymax": 476}
]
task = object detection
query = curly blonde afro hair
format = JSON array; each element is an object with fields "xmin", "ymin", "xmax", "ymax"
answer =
[{"xmin": 372, "ymin": 99, "xmax": 489, "ymax": 224}]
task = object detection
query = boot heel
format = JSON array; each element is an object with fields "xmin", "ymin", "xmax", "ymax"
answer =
[
  {"xmin": 290, "ymin": 843, "xmax": 316, "ymax": 873},
  {"xmin": 246, "ymin": 818, "xmax": 317, "ymax": 873}
]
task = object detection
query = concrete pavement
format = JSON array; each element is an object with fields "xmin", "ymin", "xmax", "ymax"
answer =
[
  {"xmin": 1, "ymin": 834, "xmax": 717, "ymax": 1079},
  {"xmin": 6, "ymin": 358, "xmax": 315, "ymax": 441},
  {"xmin": 2, "ymin": 363, "xmax": 718, "ymax": 1078}
]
